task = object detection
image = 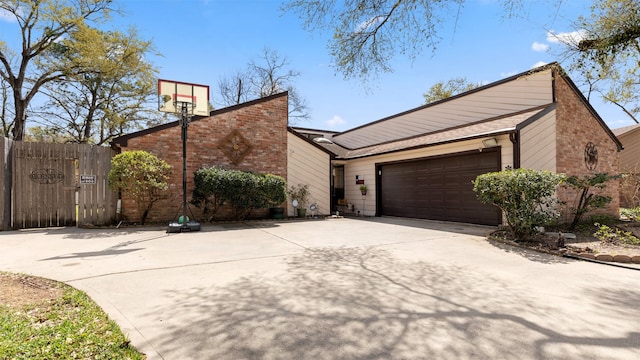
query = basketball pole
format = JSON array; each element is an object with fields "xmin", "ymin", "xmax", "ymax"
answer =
[
  {"xmin": 181, "ymin": 102, "xmax": 188, "ymax": 231},
  {"xmin": 167, "ymin": 101, "xmax": 200, "ymax": 232}
]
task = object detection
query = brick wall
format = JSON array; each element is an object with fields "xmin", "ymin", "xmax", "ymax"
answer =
[
  {"xmin": 114, "ymin": 93, "xmax": 289, "ymax": 223},
  {"xmin": 554, "ymin": 74, "xmax": 620, "ymax": 222}
]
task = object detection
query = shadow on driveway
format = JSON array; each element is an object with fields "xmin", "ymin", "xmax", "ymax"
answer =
[{"xmin": 146, "ymin": 247, "xmax": 639, "ymax": 359}]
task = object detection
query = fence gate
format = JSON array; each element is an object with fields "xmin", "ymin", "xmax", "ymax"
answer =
[
  {"xmin": 75, "ymin": 144, "xmax": 117, "ymax": 227},
  {"xmin": 11, "ymin": 141, "xmax": 117, "ymax": 229}
]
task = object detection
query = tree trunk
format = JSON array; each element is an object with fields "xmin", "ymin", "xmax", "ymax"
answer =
[{"xmin": 11, "ymin": 97, "xmax": 26, "ymax": 141}]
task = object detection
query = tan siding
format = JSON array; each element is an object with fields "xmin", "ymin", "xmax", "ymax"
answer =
[
  {"xmin": 333, "ymin": 69, "xmax": 553, "ymax": 149},
  {"xmin": 520, "ymin": 110, "xmax": 557, "ymax": 171},
  {"xmin": 618, "ymin": 130, "xmax": 640, "ymax": 172},
  {"xmin": 343, "ymin": 136, "xmax": 513, "ymax": 216},
  {"xmin": 287, "ymin": 133, "xmax": 331, "ymax": 216}
]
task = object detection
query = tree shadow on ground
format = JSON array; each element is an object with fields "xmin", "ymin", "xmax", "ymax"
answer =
[
  {"xmin": 145, "ymin": 247, "xmax": 639, "ymax": 359},
  {"xmin": 3, "ymin": 226, "xmax": 163, "ymax": 239}
]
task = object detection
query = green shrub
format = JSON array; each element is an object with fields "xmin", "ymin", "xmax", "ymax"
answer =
[
  {"xmin": 192, "ymin": 167, "xmax": 286, "ymax": 221},
  {"xmin": 192, "ymin": 167, "xmax": 228, "ymax": 222},
  {"xmin": 260, "ymin": 174, "xmax": 287, "ymax": 207},
  {"xmin": 473, "ymin": 168, "xmax": 565, "ymax": 240},
  {"xmin": 594, "ymin": 222, "xmax": 640, "ymax": 246},
  {"xmin": 620, "ymin": 207, "xmax": 640, "ymax": 221},
  {"xmin": 563, "ymin": 173, "xmax": 619, "ymax": 230},
  {"xmin": 108, "ymin": 150, "xmax": 171, "ymax": 224}
]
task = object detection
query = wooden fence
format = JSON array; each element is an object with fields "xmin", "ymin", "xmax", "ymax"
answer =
[{"xmin": 1, "ymin": 137, "xmax": 117, "ymax": 230}]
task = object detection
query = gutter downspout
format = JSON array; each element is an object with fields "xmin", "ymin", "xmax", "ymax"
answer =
[{"xmin": 510, "ymin": 131, "xmax": 520, "ymax": 169}]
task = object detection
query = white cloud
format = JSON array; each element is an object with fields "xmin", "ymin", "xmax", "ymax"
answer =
[
  {"xmin": 0, "ymin": 9, "xmax": 16, "ymax": 23},
  {"xmin": 325, "ymin": 115, "xmax": 346, "ymax": 129},
  {"xmin": 531, "ymin": 41, "xmax": 549, "ymax": 52},
  {"xmin": 500, "ymin": 71, "xmax": 518, "ymax": 78},
  {"xmin": 0, "ymin": 5, "xmax": 20, "ymax": 23},
  {"xmin": 531, "ymin": 61, "xmax": 548, "ymax": 69},
  {"xmin": 356, "ymin": 16, "xmax": 384, "ymax": 32},
  {"xmin": 546, "ymin": 30, "xmax": 588, "ymax": 45}
]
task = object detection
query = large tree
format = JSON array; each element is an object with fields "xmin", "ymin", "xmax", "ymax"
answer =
[
  {"xmin": 284, "ymin": 0, "xmax": 456, "ymax": 80},
  {"xmin": 33, "ymin": 25, "xmax": 158, "ymax": 144},
  {"xmin": 423, "ymin": 77, "xmax": 480, "ymax": 104},
  {"xmin": 0, "ymin": 77, "xmax": 12, "ymax": 136},
  {"xmin": 0, "ymin": 0, "xmax": 114, "ymax": 140},
  {"xmin": 283, "ymin": 0, "xmax": 562, "ymax": 80},
  {"xmin": 217, "ymin": 48, "xmax": 310, "ymax": 124},
  {"xmin": 561, "ymin": 0, "xmax": 640, "ymax": 123}
]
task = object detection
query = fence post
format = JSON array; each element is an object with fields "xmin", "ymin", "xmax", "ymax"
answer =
[{"xmin": 0, "ymin": 136, "xmax": 13, "ymax": 230}]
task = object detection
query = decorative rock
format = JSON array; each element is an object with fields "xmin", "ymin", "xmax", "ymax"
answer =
[
  {"xmin": 546, "ymin": 232, "xmax": 576, "ymax": 240},
  {"xmin": 579, "ymin": 253, "xmax": 596, "ymax": 260},
  {"xmin": 632, "ymin": 256, "xmax": 640, "ymax": 264},
  {"xmin": 595, "ymin": 254, "xmax": 614, "ymax": 262},
  {"xmin": 613, "ymin": 255, "xmax": 632, "ymax": 263}
]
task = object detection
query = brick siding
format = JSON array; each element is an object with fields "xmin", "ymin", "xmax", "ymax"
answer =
[
  {"xmin": 554, "ymin": 75, "xmax": 620, "ymax": 222},
  {"xmin": 115, "ymin": 93, "xmax": 288, "ymax": 223}
]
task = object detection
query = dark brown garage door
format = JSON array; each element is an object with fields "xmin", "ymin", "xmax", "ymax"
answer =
[{"xmin": 378, "ymin": 149, "xmax": 501, "ymax": 226}]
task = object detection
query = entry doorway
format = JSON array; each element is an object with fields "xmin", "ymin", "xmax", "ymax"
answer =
[{"xmin": 332, "ymin": 165, "xmax": 344, "ymax": 213}]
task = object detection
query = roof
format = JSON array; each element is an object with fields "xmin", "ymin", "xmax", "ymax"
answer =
[
  {"xmin": 112, "ymin": 92, "xmax": 288, "ymax": 147},
  {"xmin": 321, "ymin": 105, "xmax": 553, "ymax": 159},
  {"xmin": 315, "ymin": 62, "xmax": 623, "ymax": 155},
  {"xmin": 330, "ymin": 63, "xmax": 558, "ymax": 150},
  {"xmin": 612, "ymin": 123, "xmax": 640, "ymax": 137}
]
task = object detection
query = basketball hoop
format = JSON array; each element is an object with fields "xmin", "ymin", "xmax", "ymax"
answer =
[
  {"xmin": 159, "ymin": 79, "xmax": 210, "ymax": 233},
  {"xmin": 158, "ymin": 79, "xmax": 209, "ymax": 116},
  {"xmin": 176, "ymin": 101, "xmax": 196, "ymax": 126}
]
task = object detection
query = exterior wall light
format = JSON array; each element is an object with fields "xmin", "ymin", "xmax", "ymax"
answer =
[{"xmin": 482, "ymin": 138, "xmax": 498, "ymax": 148}]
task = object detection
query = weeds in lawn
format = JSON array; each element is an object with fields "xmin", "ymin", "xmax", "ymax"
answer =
[{"xmin": 0, "ymin": 273, "xmax": 145, "ymax": 359}]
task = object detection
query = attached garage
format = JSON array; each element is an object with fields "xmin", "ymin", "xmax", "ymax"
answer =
[
  {"xmin": 377, "ymin": 149, "xmax": 501, "ymax": 226},
  {"xmin": 294, "ymin": 62, "xmax": 623, "ymax": 227}
]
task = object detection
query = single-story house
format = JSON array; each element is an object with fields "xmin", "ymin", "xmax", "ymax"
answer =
[
  {"xmin": 112, "ymin": 62, "xmax": 621, "ymax": 226},
  {"xmin": 613, "ymin": 123, "xmax": 640, "ymax": 207},
  {"xmin": 296, "ymin": 62, "xmax": 622, "ymax": 225}
]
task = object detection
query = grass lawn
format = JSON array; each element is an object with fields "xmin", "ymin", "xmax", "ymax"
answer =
[{"xmin": 0, "ymin": 272, "xmax": 145, "ymax": 359}]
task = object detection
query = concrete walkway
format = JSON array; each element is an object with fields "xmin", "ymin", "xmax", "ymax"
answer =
[{"xmin": 1, "ymin": 217, "xmax": 638, "ymax": 359}]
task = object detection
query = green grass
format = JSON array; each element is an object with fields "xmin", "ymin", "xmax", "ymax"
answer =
[{"xmin": 0, "ymin": 279, "xmax": 145, "ymax": 360}]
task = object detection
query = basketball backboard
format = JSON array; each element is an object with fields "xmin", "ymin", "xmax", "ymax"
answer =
[{"xmin": 158, "ymin": 79, "xmax": 210, "ymax": 116}]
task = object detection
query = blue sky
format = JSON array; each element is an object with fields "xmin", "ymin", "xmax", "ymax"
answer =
[{"xmin": 2, "ymin": 0, "xmax": 636, "ymax": 132}]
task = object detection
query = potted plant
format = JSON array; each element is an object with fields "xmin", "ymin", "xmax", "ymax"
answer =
[
  {"xmin": 359, "ymin": 185, "xmax": 368, "ymax": 196},
  {"xmin": 288, "ymin": 184, "xmax": 310, "ymax": 217}
]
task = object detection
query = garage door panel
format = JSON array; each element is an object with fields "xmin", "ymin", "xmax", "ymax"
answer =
[{"xmin": 380, "ymin": 150, "xmax": 501, "ymax": 226}]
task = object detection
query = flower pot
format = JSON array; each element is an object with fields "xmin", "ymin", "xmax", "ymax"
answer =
[
  {"xmin": 270, "ymin": 207, "xmax": 285, "ymax": 219},
  {"xmin": 297, "ymin": 208, "xmax": 307, "ymax": 218},
  {"xmin": 361, "ymin": 191, "xmax": 367, "ymax": 196}
]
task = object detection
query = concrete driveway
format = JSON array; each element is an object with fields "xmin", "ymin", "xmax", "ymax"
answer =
[{"xmin": 1, "ymin": 217, "xmax": 638, "ymax": 360}]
